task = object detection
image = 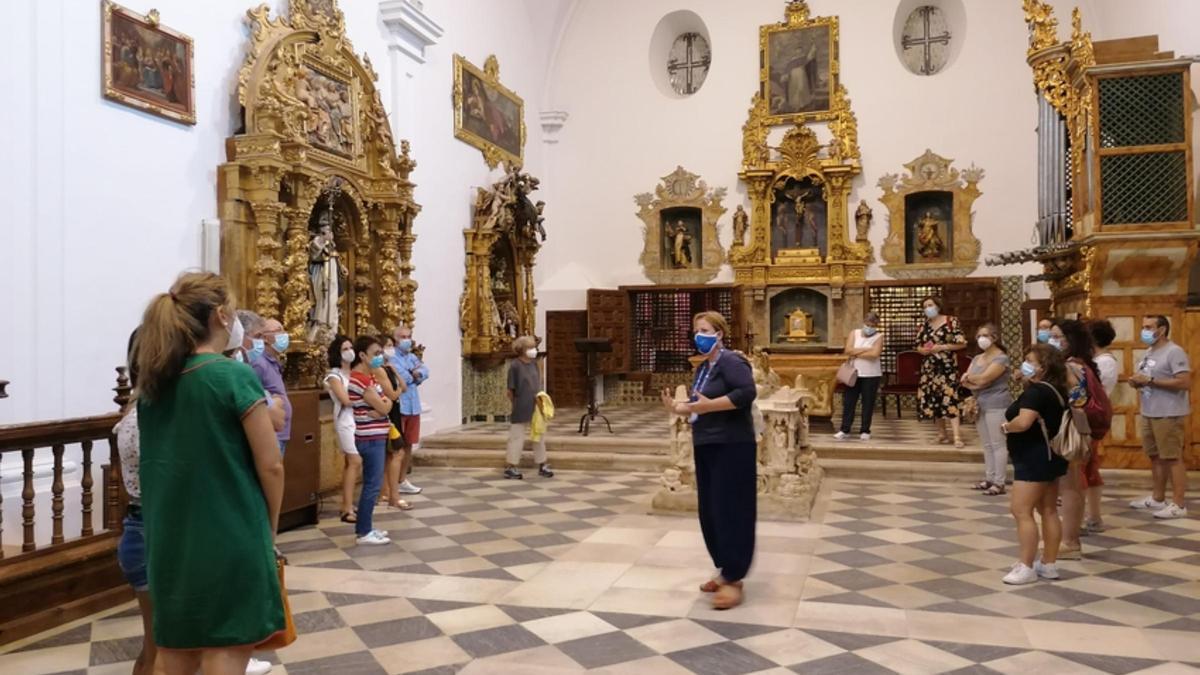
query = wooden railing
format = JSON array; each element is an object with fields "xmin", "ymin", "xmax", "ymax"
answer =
[{"xmin": 0, "ymin": 368, "xmax": 132, "ymax": 645}]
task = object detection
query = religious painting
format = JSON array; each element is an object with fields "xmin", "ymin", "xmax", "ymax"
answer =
[
  {"xmin": 770, "ymin": 177, "xmax": 827, "ymax": 260},
  {"xmin": 454, "ymin": 54, "xmax": 525, "ymax": 168},
  {"xmin": 761, "ymin": 18, "xmax": 837, "ymax": 123},
  {"xmin": 904, "ymin": 192, "xmax": 954, "ymax": 264},
  {"xmin": 101, "ymin": 1, "xmax": 195, "ymax": 125},
  {"xmin": 295, "ymin": 65, "xmax": 357, "ymax": 157},
  {"xmin": 660, "ymin": 207, "xmax": 703, "ymax": 270}
]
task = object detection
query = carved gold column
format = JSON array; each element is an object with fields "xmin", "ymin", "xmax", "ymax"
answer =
[
  {"xmin": 371, "ymin": 203, "xmax": 404, "ymax": 332},
  {"xmin": 281, "ymin": 206, "xmax": 313, "ymax": 338},
  {"xmin": 248, "ymin": 200, "xmax": 284, "ymax": 318}
]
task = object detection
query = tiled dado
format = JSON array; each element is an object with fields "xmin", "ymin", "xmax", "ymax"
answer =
[{"xmin": 461, "ymin": 359, "xmax": 510, "ymax": 422}]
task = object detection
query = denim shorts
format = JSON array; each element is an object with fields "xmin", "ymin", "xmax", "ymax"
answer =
[{"xmin": 117, "ymin": 508, "xmax": 148, "ymax": 592}]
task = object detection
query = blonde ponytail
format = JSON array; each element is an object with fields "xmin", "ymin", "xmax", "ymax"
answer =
[{"xmin": 136, "ymin": 271, "xmax": 233, "ymax": 402}]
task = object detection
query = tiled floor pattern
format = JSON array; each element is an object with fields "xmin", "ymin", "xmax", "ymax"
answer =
[{"xmin": 4, "ymin": 470, "xmax": 1199, "ymax": 674}]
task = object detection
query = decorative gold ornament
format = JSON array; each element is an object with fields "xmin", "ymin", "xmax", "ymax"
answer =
[
  {"xmin": 634, "ymin": 167, "xmax": 727, "ymax": 285},
  {"xmin": 1023, "ymin": 0, "xmax": 1060, "ymax": 54},
  {"xmin": 878, "ymin": 149, "xmax": 984, "ymax": 279},
  {"xmin": 453, "ymin": 54, "xmax": 526, "ymax": 169},
  {"xmin": 219, "ymin": 0, "xmax": 420, "ymax": 386}
]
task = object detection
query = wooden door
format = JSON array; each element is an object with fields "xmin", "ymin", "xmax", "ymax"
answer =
[
  {"xmin": 587, "ymin": 289, "xmax": 629, "ymax": 374},
  {"xmin": 942, "ymin": 280, "xmax": 1000, "ymax": 345},
  {"xmin": 546, "ymin": 310, "xmax": 588, "ymax": 407}
]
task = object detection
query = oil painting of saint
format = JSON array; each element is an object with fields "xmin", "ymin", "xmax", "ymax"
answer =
[
  {"xmin": 103, "ymin": 2, "xmax": 194, "ymax": 124},
  {"xmin": 766, "ymin": 25, "xmax": 832, "ymax": 118}
]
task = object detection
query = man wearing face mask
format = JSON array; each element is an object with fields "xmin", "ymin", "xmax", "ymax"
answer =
[
  {"xmin": 504, "ymin": 336, "xmax": 553, "ymax": 479},
  {"xmin": 388, "ymin": 324, "xmax": 428, "ymax": 494},
  {"xmin": 1129, "ymin": 315, "xmax": 1191, "ymax": 519},
  {"xmin": 1035, "ymin": 318, "xmax": 1054, "ymax": 346},
  {"xmin": 240, "ymin": 311, "xmax": 293, "ymax": 454},
  {"xmin": 237, "ymin": 311, "xmax": 286, "ymax": 435}
]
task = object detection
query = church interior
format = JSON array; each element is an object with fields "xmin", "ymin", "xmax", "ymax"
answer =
[{"xmin": 3, "ymin": 0, "xmax": 1200, "ymax": 672}]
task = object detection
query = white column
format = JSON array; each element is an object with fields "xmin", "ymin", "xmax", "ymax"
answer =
[{"xmin": 380, "ymin": 0, "xmax": 444, "ymax": 137}]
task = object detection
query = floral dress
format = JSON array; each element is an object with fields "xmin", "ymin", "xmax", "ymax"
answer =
[{"xmin": 916, "ymin": 316, "xmax": 966, "ymax": 420}]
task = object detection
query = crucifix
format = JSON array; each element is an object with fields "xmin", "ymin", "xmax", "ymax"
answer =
[
  {"xmin": 901, "ymin": 6, "xmax": 952, "ymax": 75},
  {"xmin": 667, "ymin": 32, "xmax": 711, "ymax": 95}
]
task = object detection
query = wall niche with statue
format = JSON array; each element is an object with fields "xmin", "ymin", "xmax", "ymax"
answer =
[{"xmin": 635, "ymin": 166, "xmax": 727, "ymax": 285}]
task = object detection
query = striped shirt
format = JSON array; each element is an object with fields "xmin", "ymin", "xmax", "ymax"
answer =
[{"xmin": 348, "ymin": 371, "xmax": 390, "ymax": 440}]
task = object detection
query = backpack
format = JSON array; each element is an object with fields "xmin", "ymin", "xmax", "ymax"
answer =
[
  {"xmin": 1035, "ymin": 382, "xmax": 1091, "ymax": 462},
  {"xmin": 1079, "ymin": 365, "xmax": 1113, "ymax": 440}
]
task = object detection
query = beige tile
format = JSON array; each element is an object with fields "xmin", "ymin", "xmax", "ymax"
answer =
[
  {"xmin": 860, "ymin": 584, "xmax": 945, "ymax": 610},
  {"xmin": 372, "ymin": 635, "xmax": 470, "ymax": 673},
  {"xmin": 861, "ymin": 543, "xmax": 936, "ymax": 563},
  {"xmin": 1144, "ymin": 628, "xmax": 1200, "ymax": 663},
  {"xmin": 558, "ymin": 542, "xmax": 651, "ymax": 564},
  {"xmin": 804, "ymin": 556, "xmax": 849, "ymax": 575},
  {"xmin": 407, "ymin": 575, "xmax": 520, "ymax": 604},
  {"xmin": 612, "ymin": 565, "xmax": 706, "ymax": 592},
  {"xmin": 1126, "ymin": 664, "xmax": 1200, "ymax": 675},
  {"xmin": 865, "ymin": 562, "xmax": 943, "ymax": 585},
  {"xmin": 1162, "ymin": 581, "xmax": 1200, "ymax": 599},
  {"xmin": 458, "ymin": 645, "xmax": 585, "ymax": 674},
  {"xmin": 588, "ymin": 655, "xmax": 696, "ymax": 675},
  {"xmin": 944, "ymin": 533, "xmax": 1011, "ymax": 550},
  {"xmin": 792, "ymin": 601, "xmax": 909, "ymax": 637},
  {"xmin": 636, "ymin": 546, "xmax": 714, "ymax": 569},
  {"xmin": 657, "ymin": 530, "xmax": 707, "ymax": 548},
  {"xmin": 747, "ymin": 573, "xmax": 808, "ymax": 601},
  {"xmin": 427, "ymin": 556, "xmax": 497, "ymax": 576},
  {"xmin": 868, "ymin": 516, "xmax": 926, "ymax": 530},
  {"xmin": 863, "ymin": 528, "xmax": 931, "ymax": 544},
  {"xmin": 688, "ymin": 595, "xmax": 799, "ymax": 628},
  {"xmin": 465, "ymin": 539, "xmax": 526, "ymax": 556},
  {"xmin": 0, "ymin": 643, "xmax": 90, "ymax": 674},
  {"xmin": 432, "ymin": 521, "xmax": 488, "ymax": 536},
  {"xmin": 1139, "ymin": 561, "xmax": 1200, "ymax": 583},
  {"xmin": 949, "ymin": 549, "xmax": 1020, "ymax": 570},
  {"xmin": 498, "ymin": 561, "xmax": 632, "ymax": 609},
  {"xmin": 288, "ymin": 547, "xmax": 355, "ymax": 567},
  {"xmin": 966, "ymin": 592, "xmax": 1061, "ymax": 619},
  {"xmin": 287, "ymin": 591, "xmax": 333, "ymax": 615},
  {"xmin": 755, "ymin": 521, "xmax": 822, "ymax": 539},
  {"xmin": 506, "ymin": 561, "xmax": 550, "ymax": 581},
  {"xmin": 857, "ymin": 638, "xmax": 974, "ymax": 675},
  {"xmin": 907, "ymin": 610, "xmax": 1031, "ymax": 648},
  {"xmin": 586, "ymin": 586, "xmax": 697, "ymax": 617},
  {"xmin": 402, "ymin": 535, "xmax": 460, "ymax": 552},
  {"xmin": 335, "ymin": 597, "xmax": 420, "ymax": 627},
  {"xmin": 986, "ymin": 650, "xmax": 1107, "ymax": 674},
  {"xmin": 493, "ymin": 498, "xmax": 540, "ymax": 509},
  {"xmin": 524, "ymin": 511, "xmax": 575, "ymax": 525},
  {"xmin": 800, "ymin": 577, "xmax": 846, "ymax": 601},
  {"xmin": 425, "ymin": 604, "xmax": 514, "ymax": 635},
  {"xmin": 1021, "ymin": 619, "xmax": 1163, "ymax": 659},
  {"xmin": 1112, "ymin": 543, "xmax": 1193, "ymax": 560},
  {"xmin": 583, "ymin": 527, "xmax": 668, "ymax": 546},
  {"xmin": 355, "ymin": 550, "xmax": 424, "ymax": 571},
  {"xmin": 85, "ymin": 662, "xmax": 139, "ymax": 675},
  {"xmin": 277, "ymin": 627, "xmax": 367, "ymax": 664},
  {"xmin": 277, "ymin": 527, "xmax": 326, "ymax": 544},
  {"xmin": 90, "ymin": 613, "xmax": 146, "ymax": 642},
  {"xmin": 757, "ymin": 534, "xmax": 819, "ymax": 555},
  {"xmin": 1074, "ymin": 598, "xmax": 1178, "ymax": 628},
  {"xmin": 750, "ymin": 551, "xmax": 810, "ymax": 576},
  {"xmin": 736, "ymin": 628, "xmax": 843, "ymax": 667},
  {"xmin": 626, "ymin": 618, "xmax": 725, "ymax": 652},
  {"xmin": 496, "ymin": 524, "xmax": 555, "ymax": 539},
  {"xmin": 522, "ymin": 610, "xmax": 619, "ymax": 644}
]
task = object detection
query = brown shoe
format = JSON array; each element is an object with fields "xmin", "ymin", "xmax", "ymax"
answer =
[
  {"xmin": 712, "ymin": 583, "xmax": 744, "ymax": 610},
  {"xmin": 699, "ymin": 578, "xmax": 743, "ymax": 593}
]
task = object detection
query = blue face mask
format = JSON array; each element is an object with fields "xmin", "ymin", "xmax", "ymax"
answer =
[
  {"xmin": 1141, "ymin": 329, "xmax": 1157, "ymax": 345},
  {"xmin": 1048, "ymin": 337, "xmax": 1064, "ymax": 351},
  {"xmin": 694, "ymin": 332, "xmax": 720, "ymax": 354},
  {"xmin": 249, "ymin": 339, "xmax": 266, "ymax": 360},
  {"xmin": 1020, "ymin": 361, "xmax": 1038, "ymax": 379},
  {"xmin": 924, "ymin": 306, "xmax": 939, "ymax": 319},
  {"xmin": 863, "ymin": 326, "xmax": 878, "ymax": 337},
  {"xmin": 1036, "ymin": 329, "xmax": 1051, "ymax": 344},
  {"xmin": 273, "ymin": 333, "xmax": 290, "ymax": 353},
  {"xmin": 398, "ymin": 339, "xmax": 413, "ymax": 353},
  {"xmin": 369, "ymin": 354, "xmax": 385, "ymax": 369}
]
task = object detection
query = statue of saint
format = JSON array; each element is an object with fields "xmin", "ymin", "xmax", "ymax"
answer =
[
  {"xmin": 491, "ymin": 256, "xmax": 511, "ymax": 293},
  {"xmin": 733, "ymin": 204, "xmax": 748, "ymax": 247},
  {"xmin": 915, "ymin": 211, "xmax": 946, "ymax": 260},
  {"xmin": 855, "ymin": 202, "xmax": 873, "ymax": 242},
  {"xmin": 308, "ymin": 218, "xmax": 344, "ymax": 330},
  {"xmin": 667, "ymin": 221, "xmax": 693, "ymax": 268}
]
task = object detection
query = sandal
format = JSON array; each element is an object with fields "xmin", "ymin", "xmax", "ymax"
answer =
[
  {"xmin": 984, "ymin": 485, "xmax": 1005, "ymax": 496},
  {"xmin": 388, "ymin": 499, "xmax": 414, "ymax": 511},
  {"xmin": 700, "ymin": 579, "xmax": 743, "ymax": 593},
  {"xmin": 340, "ymin": 511, "xmax": 358, "ymax": 523},
  {"xmin": 954, "ymin": 438, "xmax": 965, "ymax": 449},
  {"xmin": 971, "ymin": 481, "xmax": 991, "ymax": 490},
  {"xmin": 712, "ymin": 583, "xmax": 744, "ymax": 610}
]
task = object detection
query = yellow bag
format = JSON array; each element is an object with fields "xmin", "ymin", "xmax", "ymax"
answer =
[
  {"xmin": 530, "ymin": 391, "xmax": 555, "ymax": 441},
  {"xmin": 388, "ymin": 424, "xmax": 401, "ymax": 440}
]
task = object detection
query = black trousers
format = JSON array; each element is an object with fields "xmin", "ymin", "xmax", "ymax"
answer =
[
  {"xmin": 694, "ymin": 441, "xmax": 757, "ymax": 582},
  {"xmin": 840, "ymin": 376, "xmax": 881, "ymax": 434}
]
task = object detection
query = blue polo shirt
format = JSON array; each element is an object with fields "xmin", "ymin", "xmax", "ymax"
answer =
[{"xmin": 250, "ymin": 352, "xmax": 292, "ymax": 442}]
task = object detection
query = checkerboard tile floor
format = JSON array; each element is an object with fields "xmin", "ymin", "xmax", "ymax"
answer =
[{"xmin": 4, "ymin": 470, "xmax": 1199, "ymax": 674}]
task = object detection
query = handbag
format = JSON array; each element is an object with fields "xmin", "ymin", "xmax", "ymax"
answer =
[
  {"xmin": 1036, "ymin": 382, "xmax": 1090, "ymax": 463},
  {"xmin": 256, "ymin": 556, "xmax": 297, "ymax": 650},
  {"xmin": 959, "ymin": 395, "xmax": 979, "ymax": 424},
  {"xmin": 836, "ymin": 359, "xmax": 859, "ymax": 387}
]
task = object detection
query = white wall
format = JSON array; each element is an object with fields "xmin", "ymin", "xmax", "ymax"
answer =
[{"xmin": 0, "ymin": 0, "xmax": 559, "ymax": 432}]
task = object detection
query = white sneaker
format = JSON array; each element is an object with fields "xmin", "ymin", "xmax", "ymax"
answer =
[
  {"xmin": 356, "ymin": 530, "xmax": 391, "ymax": 546},
  {"xmin": 860, "ymin": 433, "xmax": 871, "ymax": 441},
  {"xmin": 1002, "ymin": 563, "xmax": 1038, "ymax": 585},
  {"xmin": 1033, "ymin": 560, "xmax": 1060, "ymax": 580},
  {"xmin": 1153, "ymin": 503, "xmax": 1188, "ymax": 520},
  {"xmin": 246, "ymin": 658, "xmax": 273, "ymax": 675},
  {"xmin": 1130, "ymin": 495, "xmax": 1167, "ymax": 510},
  {"xmin": 398, "ymin": 480, "xmax": 422, "ymax": 494},
  {"xmin": 833, "ymin": 431, "xmax": 848, "ymax": 441}
]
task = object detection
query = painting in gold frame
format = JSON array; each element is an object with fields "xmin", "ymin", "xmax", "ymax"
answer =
[
  {"xmin": 453, "ymin": 54, "xmax": 525, "ymax": 169},
  {"xmin": 102, "ymin": 1, "xmax": 195, "ymax": 125},
  {"xmin": 759, "ymin": 2, "xmax": 839, "ymax": 125}
]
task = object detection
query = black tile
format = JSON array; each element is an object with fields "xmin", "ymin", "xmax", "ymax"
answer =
[
  {"xmin": 516, "ymin": 533, "xmax": 576, "ymax": 548},
  {"xmin": 912, "ymin": 578, "xmax": 994, "ymax": 601},
  {"xmin": 497, "ymin": 605, "xmax": 575, "ymax": 623},
  {"xmin": 942, "ymin": 666, "xmax": 1004, "ymax": 675},
  {"xmin": 1154, "ymin": 537, "xmax": 1200, "ymax": 553},
  {"xmin": 421, "ymin": 514, "xmax": 471, "ymax": 526},
  {"xmin": 545, "ymin": 519, "xmax": 596, "ymax": 532},
  {"xmin": 821, "ymin": 550, "xmax": 894, "ymax": 569},
  {"xmin": 909, "ymin": 539, "xmax": 971, "ymax": 556},
  {"xmin": 1120, "ymin": 590, "xmax": 1200, "ymax": 616},
  {"xmin": 89, "ymin": 636, "xmax": 145, "ymax": 666},
  {"xmin": 413, "ymin": 546, "xmax": 476, "ymax": 563},
  {"xmin": 16, "ymin": 624, "xmax": 92, "ymax": 652},
  {"xmin": 590, "ymin": 611, "xmax": 674, "ymax": 630},
  {"xmin": 815, "ymin": 592, "xmax": 897, "ymax": 608},
  {"xmin": 829, "ymin": 507, "xmax": 888, "ymax": 520},
  {"xmin": 1149, "ymin": 617, "xmax": 1200, "ymax": 632},
  {"xmin": 827, "ymin": 519, "xmax": 888, "ymax": 534},
  {"xmin": 47, "ymin": 671, "xmax": 88, "ymax": 675},
  {"xmin": 353, "ymin": 616, "xmax": 443, "ymax": 648},
  {"xmin": 409, "ymin": 598, "xmax": 479, "ymax": 614},
  {"xmin": 309, "ymin": 558, "xmax": 363, "ymax": 570},
  {"xmin": 294, "ymin": 608, "xmax": 347, "ymax": 634},
  {"xmin": 1030, "ymin": 609, "xmax": 1122, "ymax": 626},
  {"xmin": 284, "ymin": 651, "xmax": 387, "ymax": 675},
  {"xmin": 1098, "ymin": 567, "xmax": 1191, "ymax": 588},
  {"xmin": 692, "ymin": 619, "xmax": 784, "ymax": 641},
  {"xmin": 801, "ymin": 629, "xmax": 901, "ymax": 651},
  {"xmin": 1053, "ymin": 651, "xmax": 1166, "ymax": 674},
  {"xmin": 921, "ymin": 602, "xmax": 1003, "ymax": 617},
  {"xmin": 908, "ymin": 512, "xmax": 959, "ymax": 524},
  {"xmin": 325, "ymin": 592, "xmax": 392, "ymax": 607},
  {"xmin": 789, "ymin": 652, "xmax": 897, "ymax": 674},
  {"xmin": 908, "ymin": 524, "xmax": 966, "ymax": 539},
  {"xmin": 927, "ymin": 641, "xmax": 1024, "ymax": 663},
  {"xmin": 451, "ymin": 624, "xmax": 546, "ymax": 659},
  {"xmin": 812, "ymin": 569, "xmax": 893, "ymax": 592},
  {"xmin": 484, "ymin": 549, "xmax": 552, "ymax": 567},
  {"xmin": 1010, "ymin": 584, "xmax": 1108, "ymax": 609},
  {"xmin": 459, "ymin": 567, "xmax": 521, "ymax": 581},
  {"xmin": 450, "ymin": 530, "xmax": 505, "ymax": 545},
  {"xmin": 667, "ymin": 641, "xmax": 778, "ymax": 675},
  {"xmin": 448, "ymin": 502, "xmax": 494, "ymax": 514},
  {"xmin": 278, "ymin": 537, "xmax": 338, "ymax": 553},
  {"xmin": 406, "ymin": 666, "xmax": 463, "ymax": 675},
  {"xmin": 910, "ymin": 556, "xmax": 985, "ymax": 576},
  {"xmin": 388, "ymin": 526, "xmax": 442, "ymax": 541},
  {"xmin": 823, "ymin": 534, "xmax": 895, "ymax": 550},
  {"xmin": 569, "ymin": 507, "xmax": 616, "ymax": 519},
  {"xmin": 486, "ymin": 517, "xmax": 533, "ymax": 529},
  {"xmin": 382, "ymin": 563, "xmax": 440, "ymax": 575},
  {"xmin": 557, "ymin": 631, "xmax": 654, "ymax": 669}
]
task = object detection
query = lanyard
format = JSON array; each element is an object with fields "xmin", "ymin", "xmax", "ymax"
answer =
[{"xmin": 689, "ymin": 351, "xmax": 722, "ymax": 423}]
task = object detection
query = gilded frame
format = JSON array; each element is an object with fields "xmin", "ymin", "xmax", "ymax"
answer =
[
  {"xmin": 759, "ymin": 1, "xmax": 840, "ymax": 125},
  {"xmin": 453, "ymin": 54, "xmax": 526, "ymax": 169},
  {"xmin": 101, "ymin": 0, "xmax": 195, "ymax": 125}
]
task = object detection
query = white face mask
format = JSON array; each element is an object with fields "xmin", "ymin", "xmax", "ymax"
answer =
[
  {"xmin": 383, "ymin": 347, "xmax": 396, "ymax": 358},
  {"xmin": 977, "ymin": 336, "xmax": 993, "ymax": 351},
  {"xmin": 224, "ymin": 314, "xmax": 244, "ymax": 352},
  {"xmin": 233, "ymin": 350, "xmax": 245, "ymax": 363},
  {"xmin": 341, "ymin": 349, "xmax": 355, "ymax": 364},
  {"xmin": 524, "ymin": 348, "xmax": 538, "ymax": 359}
]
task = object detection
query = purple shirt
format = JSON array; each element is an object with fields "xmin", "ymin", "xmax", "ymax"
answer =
[{"xmin": 250, "ymin": 352, "xmax": 292, "ymax": 442}]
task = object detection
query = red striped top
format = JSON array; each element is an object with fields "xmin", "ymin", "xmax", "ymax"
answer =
[{"xmin": 348, "ymin": 371, "xmax": 390, "ymax": 440}]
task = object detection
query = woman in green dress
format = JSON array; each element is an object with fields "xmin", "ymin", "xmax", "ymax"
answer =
[{"xmin": 135, "ymin": 271, "xmax": 286, "ymax": 674}]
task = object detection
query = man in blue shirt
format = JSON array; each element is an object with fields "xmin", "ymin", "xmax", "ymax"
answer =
[
  {"xmin": 389, "ymin": 324, "xmax": 428, "ymax": 494},
  {"xmin": 239, "ymin": 311, "xmax": 293, "ymax": 454}
]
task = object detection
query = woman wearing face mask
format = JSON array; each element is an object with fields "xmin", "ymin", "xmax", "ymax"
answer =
[
  {"xmin": 375, "ymin": 336, "xmax": 412, "ymax": 511},
  {"xmin": 835, "ymin": 312, "xmax": 883, "ymax": 441},
  {"xmin": 660, "ymin": 311, "xmax": 758, "ymax": 610},
  {"xmin": 324, "ymin": 335, "xmax": 361, "ymax": 523},
  {"xmin": 1035, "ymin": 318, "xmax": 1054, "ymax": 346},
  {"xmin": 1048, "ymin": 319, "xmax": 1100, "ymax": 561},
  {"xmin": 505, "ymin": 336, "xmax": 554, "ymax": 479},
  {"xmin": 348, "ymin": 336, "xmax": 395, "ymax": 545},
  {"xmin": 961, "ymin": 323, "xmax": 1013, "ymax": 495},
  {"xmin": 999, "ymin": 344, "xmax": 1070, "ymax": 584},
  {"xmin": 134, "ymin": 272, "xmax": 286, "ymax": 673},
  {"xmin": 916, "ymin": 296, "xmax": 968, "ymax": 447}
]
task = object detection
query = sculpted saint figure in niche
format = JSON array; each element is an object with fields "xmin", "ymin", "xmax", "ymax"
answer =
[
  {"xmin": 308, "ymin": 216, "xmax": 344, "ymax": 330},
  {"xmin": 733, "ymin": 204, "xmax": 749, "ymax": 247},
  {"xmin": 916, "ymin": 211, "xmax": 946, "ymax": 260},
  {"xmin": 667, "ymin": 221, "xmax": 694, "ymax": 268}
]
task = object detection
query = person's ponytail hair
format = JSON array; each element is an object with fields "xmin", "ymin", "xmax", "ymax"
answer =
[{"xmin": 136, "ymin": 271, "xmax": 233, "ymax": 402}]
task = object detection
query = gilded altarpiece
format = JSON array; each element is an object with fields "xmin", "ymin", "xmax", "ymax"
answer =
[
  {"xmin": 635, "ymin": 166, "xmax": 727, "ymax": 285},
  {"xmin": 731, "ymin": 1, "xmax": 869, "ymax": 411},
  {"xmin": 218, "ymin": 0, "xmax": 420, "ymax": 386}
]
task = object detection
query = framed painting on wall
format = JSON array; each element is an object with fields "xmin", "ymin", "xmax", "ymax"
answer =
[
  {"xmin": 453, "ymin": 54, "xmax": 525, "ymax": 169},
  {"xmin": 101, "ymin": 1, "xmax": 195, "ymax": 125},
  {"xmin": 759, "ymin": 2, "xmax": 839, "ymax": 124}
]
